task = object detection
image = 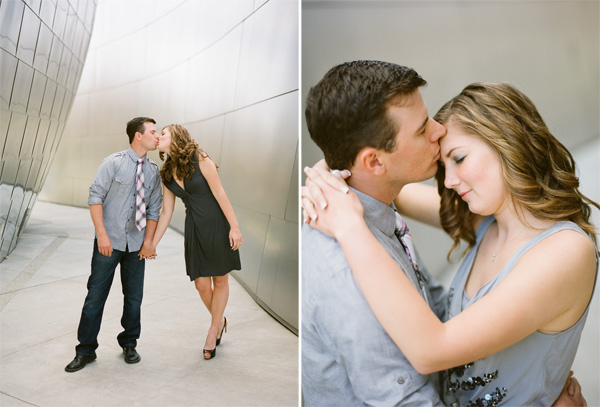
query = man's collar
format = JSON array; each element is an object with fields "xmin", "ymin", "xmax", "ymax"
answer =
[
  {"xmin": 351, "ymin": 187, "xmax": 397, "ymax": 238},
  {"xmin": 127, "ymin": 146, "xmax": 144, "ymax": 161}
]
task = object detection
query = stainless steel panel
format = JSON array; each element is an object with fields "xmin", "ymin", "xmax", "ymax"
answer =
[
  {"xmin": 59, "ymin": 91, "xmax": 73, "ymax": 122},
  {"xmin": 33, "ymin": 118, "xmax": 51, "ymax": 159},
  {"xmin": 39, "ymin": 0, "xmax": 56, "ymax": 27},
  {"xmin": 266, "ymin": 219, "xmax": 298, "ymax": 329},
  {"xmin": 0, "ymin": 0, "xmax": 24, "ymax": 54},
  {"xmin": 234, "ymin": 0, "xmax": 298, "ymax": 109},
  {"xmin": 65, "ymin": 57, "xmax": 79, "ymax": 92},
  {"xmin": 57, "ymin": 47, "xmax": 71, "ymax": 87},
  {"xmin": 50, "ymin": 84, "xmax": 65, "ymax": 121},
  {"xmin": 0, "ymin": 110, "xmax": 10, "ymax": 156},
  {"xmin": 285, "ymin": 141, "xmax": 298, "ymax": 222},
  {"xmin": 33, "ymin": 23, "xmax": 53, "ymax": 73},
  {"xmin": 10, "ymin": 62, "xmax": 34, "ymax": 114},
  {"xmin": 183, "ymin": 116, "xmax": 225, "ymax": 164},
  {"xmin": 84, "ymin": 0, "xmax": 96, "ymax": 30},
  {"xmin": 40, "ymin": 79, "xmax": 57, "ymax": 119},
  {"xmin": 24, "ymin": 0, "xmax": 42, "ymax": 13},
  {"xmin": 0, "ymin": 49, "xmax": 18, "ymax": 110},
  {"xmin": 46, "ymin": 37, "xmax": 63, "ymax": 81},
  {"xmin": 76, "ymin": 0, "xmax": 87, "ymax": 18},
  {"xmin": 1, "ymin": 112, "xmax": 27, "ymax": 185},
  {"xmin": 194, "ymin": 0, "xmax": 254, "ymax": 51},
  {"xmin": 63, "ymin": 5, "xmax": 77, "ymax": 50},
  {"xmin": 145, "ymin": 2, "xmax": 195, "ymax": 77},
  {"xmin": 27, "ymin": 71, "xmax": 47, "ymax": 117},
  {"xmin": 183, "ymin": 27, "xmax": 242, "ymax": 122},
  {"xmin": 52, "ymin": 0, "xmax": 68, "ymax": 38},
  {"xmin": 21, "ymin": 117, "xmax": 40, "ymax": 158},
  {"xmin": 71, "ymin": 19, "xmax": 84, "ymax": 61},
  {"xmin": 17, "ymin": 5, "xmax": 40, "ymax": 66},
  {"xmin": 231, "ymin": 205, "xmax": 271, "ymax": 293},
  {"xmin": 219, "ymin": 91, "xmax": 298, "ymax": 219},
  {"xmin": 256, "ymin": 216, "xmax": 298, "ymax": 329}
]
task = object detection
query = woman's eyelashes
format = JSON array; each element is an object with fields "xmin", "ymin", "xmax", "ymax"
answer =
[{"xmin": 454, "ymin": 155, "xmax": 466, "ymax": 164}]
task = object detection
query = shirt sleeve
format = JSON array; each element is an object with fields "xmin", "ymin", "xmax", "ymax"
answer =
[
  {"xmin": 88, "ymin": 156, "xmax": 116, "ymax": 205},
  {"xmin": 421, "ymin": 269, "xmax": 448, "ymax": 322},
  {"xmin": 145, "ymin": 165, "xmax": 163, "ymax": 221}
]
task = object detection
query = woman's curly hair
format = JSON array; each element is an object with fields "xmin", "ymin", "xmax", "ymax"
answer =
[
  {"xmin": 159, "ymin": 124, "xmax": 214, "ymax": 183},
  {"xmin": 433, "ymin": 82, "xmax": 599, "ymax": 259}
]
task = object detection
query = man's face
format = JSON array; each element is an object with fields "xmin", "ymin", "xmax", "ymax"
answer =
[
  {"xmin": 380, "ymin": 90, "xmax": 445, "ymax": 185},
  {"xmin": 139, "ymin": 122, "xmax": 159, "ymax": 151}
]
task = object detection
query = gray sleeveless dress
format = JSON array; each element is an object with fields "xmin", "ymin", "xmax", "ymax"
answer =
[{"xmin": 441, "ymin": 216, "xmax": 597, "ymax": 407}]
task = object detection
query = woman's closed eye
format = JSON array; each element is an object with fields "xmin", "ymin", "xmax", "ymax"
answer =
[{"xmin": 454, "ymin": 155, "xmax": 466, "ymax": 164}]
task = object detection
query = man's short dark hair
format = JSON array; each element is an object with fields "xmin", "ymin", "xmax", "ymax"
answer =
[
  {"xmin": 126, "ymin": 117, "xmax": 156, "ymax": 144},
  {"xmin": 305, "ymin": 61, "xmax": 426, "ymax": 170}
]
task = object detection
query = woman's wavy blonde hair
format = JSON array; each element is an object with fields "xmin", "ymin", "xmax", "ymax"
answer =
[
  {"xmin": 433, "ymin": 82, "xmax": 599, "ymax": 259},
  {"xmin": 159, "ymin": 124, "xmax": 213, "ymax": 183}
]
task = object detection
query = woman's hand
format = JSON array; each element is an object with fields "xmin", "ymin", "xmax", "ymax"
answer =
[
  {"xmin": 302, "ymin": 162, "xmax": 363, "ymax": 240},
  {"xmin": 230, "ymin": 228, "xmax": 243, "ymax": 251},
  {"xmin": 301, "ymin": 159, "xmax": 351, "ymax": 223}
]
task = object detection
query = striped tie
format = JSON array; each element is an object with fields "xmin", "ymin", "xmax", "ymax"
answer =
[
  {"xmin": 135, "ymin": 159, "xmax": 146, "ymax": 231},
  {"xmin": 394, "ymin": 212, "xmax": 428, "ymax": 304}
]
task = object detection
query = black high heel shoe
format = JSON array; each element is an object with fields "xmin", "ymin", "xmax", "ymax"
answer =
[
  {"xmin": 203, "ymin": 348, "xmax": 216, "ymax": 360},
  {"xmin": 216, "ymin": 317, "xmax": 227, "ymax": 347}
]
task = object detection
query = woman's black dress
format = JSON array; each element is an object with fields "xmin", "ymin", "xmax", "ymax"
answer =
[{"xmin": 164, "ymin": 160, "xmax": 241, "ymax": 280}]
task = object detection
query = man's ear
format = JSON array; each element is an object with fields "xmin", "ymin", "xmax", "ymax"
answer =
[{"xmin": 356, "ymin": 147, "xmax": 386, "ymax": 176}]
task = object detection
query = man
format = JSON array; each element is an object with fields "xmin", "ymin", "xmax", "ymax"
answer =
[
  {"xmin": 302, "ymin": 60, "xmax": 447, "ymax": 405},
  {"xmin": 301, "ymin": 61, "xmax": 584, "ymax": 406},
  {"xmin": 65, "ymin": 117, "xmax": 162, "ymax": 372}
]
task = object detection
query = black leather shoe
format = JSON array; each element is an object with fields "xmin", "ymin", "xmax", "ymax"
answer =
[
  {"xmin": 65, "ymin": 354, "xmax": 96, "ymax": 372},
  {"xmin": 122, "ymin": 347, "xmax": 141, "ymax": 364}
]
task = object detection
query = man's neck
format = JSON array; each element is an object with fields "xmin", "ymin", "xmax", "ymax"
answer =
[
  {"xmin": 130, "ymin": 143, "xmax": 147, "ymax": 159},
  {"xmin": 347, "ymin": 172, "xmax": 402, "ymax": 206}
]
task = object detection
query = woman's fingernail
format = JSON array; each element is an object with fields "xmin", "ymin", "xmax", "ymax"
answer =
[
  {"xmin": 331, "ymin": 169, "xmax": 341, "ymax": 178},
  {"xmin": 340, "ymin": 186, "xmax": 349, "ymax": 194},
  {"xmin": 310, "ymin": 212, "xmax": 317, "ymax": 221},
  {"xmin": 320, "ymin": 201, "xmax": 327, "ymax": 209},
  {"xmin": 304, "ymin": 166, "xmax": 310, "ymax": 173},
  {"xmin": 343, "ymin": 169, "xmax": 352, "ymax": 177}
]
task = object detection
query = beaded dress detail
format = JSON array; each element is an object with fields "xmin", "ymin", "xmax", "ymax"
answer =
[{"xmin": 441, "ymin": 216, "xmax": 597, "ymax": 407}]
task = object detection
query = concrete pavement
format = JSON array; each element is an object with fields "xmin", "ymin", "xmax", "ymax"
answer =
[{"xmin": 0, "ymin": 201, "xmax": 298, "ymax": 407}]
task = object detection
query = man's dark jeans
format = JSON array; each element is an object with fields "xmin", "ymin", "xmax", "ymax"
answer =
[{"xmin": 75, "ymin": 239, "xmax": 145, "ymax": 356}]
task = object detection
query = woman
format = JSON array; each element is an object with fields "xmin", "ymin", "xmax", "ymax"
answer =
[
  {"xmin": 302, "ymin": 82, "xmax": 598, "ymax": 405},
  {"xmin": 153, "ymin": 124, "xmax": 242, "ymax": 360}
]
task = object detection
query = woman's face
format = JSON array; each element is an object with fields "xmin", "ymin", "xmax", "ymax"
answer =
[
  {"xmin": 158, "ymin": 127, "xmax": 172, "ymax": 153},
  {"xmin": 439, "ymin": 121, "xmax": 507, "ymax": 216}
]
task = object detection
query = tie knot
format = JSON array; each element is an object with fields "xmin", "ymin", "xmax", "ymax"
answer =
[
  {"xmin": 137, "ymin": 159, "xmax": 143, "ymax": 165},
  {"xmin": 394, "ymin": 212, "xmax": 409, "ymax": 236}
]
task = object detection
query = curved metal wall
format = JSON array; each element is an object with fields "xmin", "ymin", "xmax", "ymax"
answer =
[
  {"xmin": 0, "ymin": 0, "xmax": 97, "ymax": 260},
  {"xmin": 39, "ymin": 0, "xmax": 299, "ymax": 332}
]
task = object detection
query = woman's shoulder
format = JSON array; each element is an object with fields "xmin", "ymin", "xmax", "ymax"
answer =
[{"xmin": 526, "ymin": 225, "xmax": 597, "ymax": 275}]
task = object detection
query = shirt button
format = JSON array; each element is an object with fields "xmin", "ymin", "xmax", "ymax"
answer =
[
  {"xmin": 451, "ymin": 403, "xmax": 459, "ymax": 407},
  {"xmin": 397, "ymin": 377, "xmax": 405, "ymax": 384}
]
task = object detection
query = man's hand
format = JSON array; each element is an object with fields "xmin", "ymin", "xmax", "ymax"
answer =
[
  {"xmin": 139, "ymin": 241, "xmax": 157, "ymax": 260},
  {"xmin": 553, "ymin": 371, "xmax": 587, "ymax": 406},
  {"xmin": 97, "ymin": 234, "xmax": 112, "ymax": 257}
]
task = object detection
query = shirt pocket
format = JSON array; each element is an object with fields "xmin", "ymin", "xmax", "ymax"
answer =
[{"xmin": 113, "ymin": 173, "xmax": 133, "ymax": 198}]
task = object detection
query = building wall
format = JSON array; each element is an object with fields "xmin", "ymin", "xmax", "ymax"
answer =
[
  {"xmin": 0, "ymin": 0, "xmax": 97, "ymax": 260},
  {"xmin": 40, "ymin": 0, "xmax": 299, "ymax": 332}
]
